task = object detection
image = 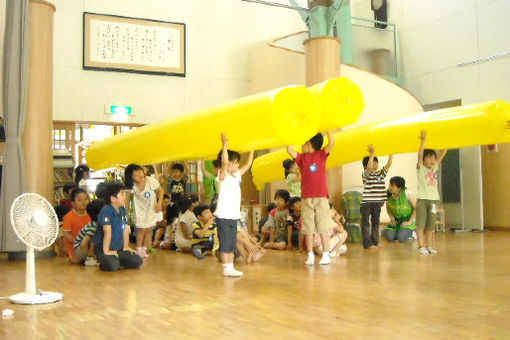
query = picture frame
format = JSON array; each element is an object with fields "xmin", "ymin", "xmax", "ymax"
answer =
[{"xmin": 83, "ymin": 13, "xmax": 186, "ymax": 76}]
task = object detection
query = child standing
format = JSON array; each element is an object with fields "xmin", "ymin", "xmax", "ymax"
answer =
[
  {"xmin": 283, "ymin": 159, "xmax": 301, "ymax": 197},
  {"xmin": 416, "ymin": 130, "xmax": 447, "ymax": 254},
  {"xmin": 361, "ymin": 145, "xmax": 393, "ymax": 250},
  {"xmin": 263, "ymin": 189, "xmax": 291, "ymax": 250},
  {"xmin": 93, "ymin": 182, "xmax": 143, "ymax": 271},
  {"xmin": 191, "ymin": 204, "xmax": 217, "ymax": 259},
  {"xmin": 62, "ymin": 188, "xmax": 91, "ymax": 264},
  {"xmin": 214, "ymin": 132, "xmax": 254, "ymax": 277},
  {"xmin": 125, "ymin": 164, "xmax": 163, "ymax": 259},
  {"xmin": 201, "ymin": 159, "xmax": 221, "ymax": 205},
  {"xmin": 167, "ymin": 163, "xmax": 188, "ymax": 203},
  {"xmin": 75, "ymin": 164, "xmax": 91, "ymax": 192},
  {"xmin": 287, "ymin": 131, "xmax": 335, "ymax": 266},
  {"xmin": 73, "ymin": 199, "xmax": 105, "ymax": 266}
]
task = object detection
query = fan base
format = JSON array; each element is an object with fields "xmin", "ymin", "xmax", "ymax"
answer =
[{"xmin": 9, "ymin": 291, "xmax": 63, "ymax": 305}]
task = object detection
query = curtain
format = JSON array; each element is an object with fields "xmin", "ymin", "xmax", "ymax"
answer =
[{"xmin": 0, "ymin": 0, "xmax": 29, "ymax": 251}]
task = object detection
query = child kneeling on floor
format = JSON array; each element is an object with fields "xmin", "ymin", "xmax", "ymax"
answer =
[
  {"xmin": 73, "ymin": 199, "xmax": 105, "ymax": 266},
  {"xmin": 93, "ymin": 182, "xmax": 143, "ymax": 272}
]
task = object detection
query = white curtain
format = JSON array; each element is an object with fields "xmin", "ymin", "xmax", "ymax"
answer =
[{"xmin": 0, "ymin": 0, "xmax": 29, "ymax": 251}]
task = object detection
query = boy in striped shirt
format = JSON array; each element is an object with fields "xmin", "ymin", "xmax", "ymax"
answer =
[{"xmin": 361, "ymin": 145, "xmax": 393, "ymax": 250}]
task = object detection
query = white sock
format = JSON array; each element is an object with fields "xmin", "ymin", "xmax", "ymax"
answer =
[
  {"xmin": 322, "ymin": 251, "xmax": 330, "ymax": 258},
  {"xmin": 308, "ymin": 252, "xmax": 314, "ymax": 258}
]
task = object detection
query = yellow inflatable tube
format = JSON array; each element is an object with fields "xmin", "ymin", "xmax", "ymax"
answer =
[
  {"xmin": 309, "ymin": 76, "xmax": 365, "ymax": 132},
  {"xmin": 85, "ymin": 86, "xmax": 321, "ymax": 170},
  {"xmin": 252, "ymin": 100, "xmax": 510, "ymax": 189}
]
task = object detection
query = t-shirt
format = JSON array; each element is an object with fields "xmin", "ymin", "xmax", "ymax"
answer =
[
  {"xmin": 387, "ymin": 189, "xmax": 416, "ymax": 230},
  {"xmin": 192, "ymin": 221, "xmax": 217, "ymax": 244},
  {"xmin": 132, "ymin": 176, "xmax": 162, "ymax": 228},
  {"xmin": 73, "ymin": 221, "xmax": 97, "ymax": 250},
  {"xmin": 266, "ymin": 208, "xmax": 289, "ymax": 239},
  {"xmin": 295, "ymin": 149, "xmax": 329, "ymax": 199},
  {"xmin": 286, "ymin": 173, "xmax": 301, "ymax": 197},
  {"xmin": 176, "ymin": 210, "xmax": 198, "ymax": 240},
  {"xmin": 62, "ymin": 210, "xmax": 91, "ymax": 249},
  {"xmin": 93, "ymin": 205, "xmax": 128, "ymax": 252},
  {"xmin": 168, "ymin": 175, "xmax": 188, "ymax": 202},
  {"xmin": 417, "ymin": 163, "xmax": 440, "ymax": 200},
  {"xmin": 214, "ymin": 170, "xmax": 242, "ymax": 220},
  {"xmin": 361, "ymin": 167, "xmax": 389, "ymax": 203},
  {"xmin": 286, "ymin": 212, "xmax": 302, "ymax": 232}
]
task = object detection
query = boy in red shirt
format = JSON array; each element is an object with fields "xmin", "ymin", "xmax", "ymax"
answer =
[{"xmin": 287, "ymin": 131, "xmax": 335, "ymax": 266}]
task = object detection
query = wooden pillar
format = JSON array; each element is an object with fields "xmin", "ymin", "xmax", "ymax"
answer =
[
  {"xmin": 303, "ymin": 36, "xmax": 343, "ymax": 209},
  {"xmin": 23, "ymin": 0, "xmax": 55, "ymax": 202}
]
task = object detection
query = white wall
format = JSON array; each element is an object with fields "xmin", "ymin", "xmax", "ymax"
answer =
[{"xmin": 0, "ymin": 0, "xmax": 306, "ymax": 124}]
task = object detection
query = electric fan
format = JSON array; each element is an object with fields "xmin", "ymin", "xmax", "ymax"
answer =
[{"xmin": 9, "ymin": 193, "xmax": 63, "ymax": 304}]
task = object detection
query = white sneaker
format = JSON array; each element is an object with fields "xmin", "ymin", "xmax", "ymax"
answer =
[
  {"xmin": 319, "ymin": 255, "xmax": 331, "ymax": 265},
  {"xmin": 337, "ymin": 244, "xmax": 347, "ymax": 255},
  {"xmin": 426, "ymin": 246, "xmax": 438, "ymax": 254},
  {"xmin": 305, "ymin": 256, "xmax": 315, "ymax": 266},
  {"xmin": 418, "ymin": 246, "xmax": 429, "ymax": 255},
  {"xmin": 84, "ymin": 257, "xmax": 99, "ymax": 266},
  {"xmin": 223, "ymin": 268, "xmax": 243, "ymax": 277}
]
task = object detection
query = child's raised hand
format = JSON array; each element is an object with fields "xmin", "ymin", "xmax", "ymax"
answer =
[
  {"xmin": 419, "ymin": 130, "xmax": 427, "ymax": 140},
  {"xmin": 220, "ymin": 132, "xmax": 228, "ymax": 145},
  {"xmin": 367, "ymin": 144, "xmax": 375, "ymax": 154}
]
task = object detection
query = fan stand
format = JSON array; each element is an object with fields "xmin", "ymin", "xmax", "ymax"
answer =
[{"xmin": 9, "ymin": 246, "xmax": 63, "ymax": 305}]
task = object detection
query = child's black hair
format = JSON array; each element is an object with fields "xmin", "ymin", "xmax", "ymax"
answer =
[
  {"xmin": 212, "ymin": 159, "xmax": 220, "ymax": 168},
  {"xmin": 124, "ymin": 163, "xmax": 144, "ymax": 189},
  {"xmin": 274, "ymin": 189, "xmax": 291, "ymax": 203},
  {"xmin": 216, "ymin": 150, "xmax": 241, "ymax": 165},
  {"xmin": 63, "ymin": 182, "xmax": 78, "ymax": 195},
  {"xmin": 70, "ymin": 188, "xmax": 88, "ymax": 202},
  {"xmin": 74, "ymin": 164, "xmax": 90, "ymax": 184},
  {"xmin": 289, "ymin": 196, "xmax": 301, "ymax": 213},
  {"xmin": 171, "ymin": 163, "xmax": 185, "ymax": 172},
  {"xmin": 54, "ymin": 205, "xmax": 70, "ymax": 222},
  {"xmin": 177, "ymin": 194, "xmax": 199, "ymax": 214},
  {"xmin": 308, "ymin": 133, "xmax": 324, "ymax": 151},
  {"xmin": 389, "ymin": 176, "xmax": 406, "ymax": 189},
  {"xmin": 86, "ymin": 199, "xmax": 106, "ymax": 223},
  {"xmin": 362, "ymin": 156, "xmax": 379, "ymax": 169},
  {"xmin": 98, "ymin": 182, "xmax": 125, "ymax": 205},
  {"xmin": 267, "ymin": 202, "xmax": 276, "ymax": 212},
  {"xmin": 282, "ymin": 159, "xmax": 295, "ymax": 178},
  {"xmin": 193, "ymin": 204, "xmax": 211, "ymax": 218},
  {"xmin": 423, "ymin": 149, "xmax": 437, "ymax": 160}
]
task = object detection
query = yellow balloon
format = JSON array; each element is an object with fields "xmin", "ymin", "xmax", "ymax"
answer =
[
  {"xmin": 252, "ymin": 100, "xmax": 510, "ymax": 190},
  {"xmin": 85, "ymin": 85, "xmax": 321, "ymax": 170}
]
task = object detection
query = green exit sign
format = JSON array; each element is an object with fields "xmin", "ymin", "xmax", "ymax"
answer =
[{"xmin": 110, "ymin": 105, "xmax": 132, "ymax": 114}]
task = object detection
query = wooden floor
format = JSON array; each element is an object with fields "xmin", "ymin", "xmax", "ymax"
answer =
[{"xmin": 1, "ymin": 231, "xmax": 510, "ymax": 339}]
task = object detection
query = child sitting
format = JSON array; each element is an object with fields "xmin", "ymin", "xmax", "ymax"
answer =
[
  {"xmin": 62, "ymin": 188, "xmax": 91, "ymax": 264},
  {"xmin": 201, "ymin": 159, "xmax": 220, "ymax": 205},
  {"xmin": 315, "ymin": 205, "xmax": 348, "ymax": 257},
  {"xmin": 167, "ymin": 163, "xmax": 188, "ymax": 203},
  {"xmin": 175, "ymin": 194, "xmax": 199, "ymax": 252},
  {"xmin": 153, "ymin": 194, "xmax": 171, "ymax": 248},
  {"xmin": 53, "ymin": 205, "xmax": 70, "ymax": 257},
  {"xmin": 73, "ymin": 199, "xmax": 105, "ymax": 266},
  {"xmin": 191, "ymin": 204, "xmax": 217, "ymax": 259},
  {"xmin": 286, "ymin": 196, "xmax": 303, "ymax": 251},
  {"xmin": 283, "ymin": 159, "xmax": 301, "ymax": 197},
  {"xmin": 361, "ymin": 145, "xmax": 393, "ymax": 250},
  {"xmin": 93, "ymin": 182, "xmax": 143, "ymax": 272},
  {"xmin": 59, "ymin": 182, "xmax": 78, "ymax": 210},
  {"xmin": 263, "ymin": 189, "xmax": 291, "ymax": 250}
]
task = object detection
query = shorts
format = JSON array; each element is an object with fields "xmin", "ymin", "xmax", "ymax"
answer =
[
  {"xmin": 74, "ymin": 245, "xmax": 88, "ymax": 261},
  {"xmin": 216, "ymin": 218, "xmax": 238, "ymax": 253},
  {"xmin": 416, "ymin": 199, "xmax": 439, "ymax": 230},
  {"xmin": 301, "ymin": 197, "xmax": 331, "ymax": 235}
]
